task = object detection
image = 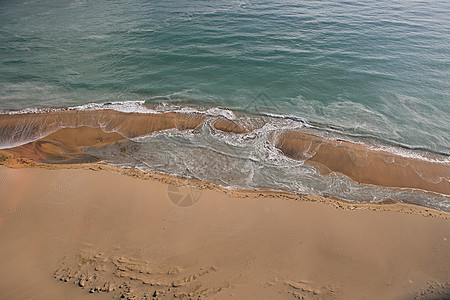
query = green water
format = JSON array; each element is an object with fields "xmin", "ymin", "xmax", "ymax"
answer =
[
  {"xmin": 1, "ymin": 0, "xmax": 449, "ymax": 153},
  {"xmin": 1, "ymin": 0, "xmax": 449, "ymax": 210}
]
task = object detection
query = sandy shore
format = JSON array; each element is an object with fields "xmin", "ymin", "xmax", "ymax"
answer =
[
  {"xmin": 275, "ymin": 130, "xmax": 450, "ymax": 195},
  {"xmin": 1, "ymin": 110, "xmax": 448, "ymax": 200},
  {"xmin": 0, "ymin": 166, "xmax": 449, "ymax": 299}
]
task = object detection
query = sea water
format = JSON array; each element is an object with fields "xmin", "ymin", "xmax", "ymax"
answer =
[{"xmin": 1, "ymin": 0, "xmax": 449, "ymax": 209}]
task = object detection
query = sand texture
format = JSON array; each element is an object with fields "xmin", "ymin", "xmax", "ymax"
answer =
[
  {"xmin": 275, "ymin": 130, "xmax": 450, "ymax": 195},
  {"xmin": 1, "ymin": 110, "xmax": 449, "ymax": 199},
  {"xmin": 1, "ymin": 111, "xmax": 450, "ymax": 299},
  {"xmin": 0, "ymin": 166, "xmax": 450, "ymax": 299}
]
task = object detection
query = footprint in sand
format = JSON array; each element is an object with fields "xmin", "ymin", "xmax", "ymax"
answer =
[
  {"xmin": 414, "ymin": 281, "xmax": 450, "ymax": 299},
  {"xmin": 54, "ymin": 250, "xmax": 224, "ymax": 299},
  {"xmin": 167, "ymin": 184, "xmax": 202, "ymax": 207},
  {"xmin": 275, "ymin": 279, "xmax": 340, "ymax": 300}
]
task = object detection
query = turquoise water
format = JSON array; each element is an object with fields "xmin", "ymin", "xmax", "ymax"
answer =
[
  {"xmin": 1, "ymin": 0, "xmax": 449, "ymax": 154},
  {"xmin": 0, "ymin": 0, "xmax": 449, "ymax": 209}
]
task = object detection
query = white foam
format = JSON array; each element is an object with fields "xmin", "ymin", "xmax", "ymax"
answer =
[
  {"xmin": 1, "ymin": 101, "xmax": 167, "ymax": 115},
  {"xmin": 206, "ymin": 107, "xmax": 235, "ymax": 120},
  {"xmin": 366, "ymin": 144, "xmax": 450, "ymax": 164},
  {"xmin": 71, "ymin": 101, "xmax": 157, "ymax": 113},
  {"xmin": 155, "ymin": 102, "xmax": 235, "ymax": 119},
  {"xmin": 265, "ymin": 112, "xmax": 312, "ymax": 127},
  {"xmin": 1, "ymin": 101, "xmax": 449, "ymax": 165}
]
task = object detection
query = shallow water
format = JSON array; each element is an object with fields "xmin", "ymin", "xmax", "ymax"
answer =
[{"xmin": 0, "ymin": 108, "xmax": 448, "ymax": 211}]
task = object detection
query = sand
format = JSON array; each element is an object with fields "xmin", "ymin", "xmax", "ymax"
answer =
[
  {"xmin": 0, "ymin": 109, "xmax": 205, "ymax": 149},
  {"xmin": 1, "ymin": 111, "xmax": 450, "ymax": 299},
  {"xmin": 0, "ymin": 166, "xmax": 449, "ymax": 300},
  {"xmin": 1, "ymin": 110, "xmax": 449, "ymax": 197},
  {"xmin": 275, "ymin": 130, "xmax": 450, "ymax": 195}
]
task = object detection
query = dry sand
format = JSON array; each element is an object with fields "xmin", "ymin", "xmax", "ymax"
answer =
[{"xmin": 0, "ymin": 166, "xmax": 449, "ymax": 300}]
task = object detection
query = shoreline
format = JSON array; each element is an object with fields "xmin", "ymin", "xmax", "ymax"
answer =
[
  {"xmin": 1, "ymin": 154, "xmax": 449, "ymax": 220},
  {"xmin": 0, "ymin": 108, "xmax": 448, "ymax": 213}
]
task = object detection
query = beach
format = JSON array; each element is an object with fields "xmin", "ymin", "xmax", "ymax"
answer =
[
  {"xmin": 0, "ymin": 108, "xmax": 449, "ymax": 299},
  {"xmin": 0, "ymin": 165, "xmax": 449, "ymax": 299},
  {"xmin": 1, "ymin": 0, "xmax": 449, "ymax": 298},
  {"xmin": 1, "ymin": 109, "xmax": 449, "ymax": 211}
]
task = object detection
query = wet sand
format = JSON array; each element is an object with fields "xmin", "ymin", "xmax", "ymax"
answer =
[
  {"xmin": 0, "ymin": 166, "xmax": 449, "ymax": 299},
  {"xmin": 0, "ymin": 109, "xmax": 205, "ymax": 149},
  {"xmin": 1, "ymin": 110, "xmax": 448, "ymax": 200},
  {"xmin": 275, "ymin": 130, "xmax": 450, "ymax": 196}
]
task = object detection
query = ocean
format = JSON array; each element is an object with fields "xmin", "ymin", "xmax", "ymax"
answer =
[{"xmin": 0, "ymin": 0, "xmax": 449, "ymax": 210}]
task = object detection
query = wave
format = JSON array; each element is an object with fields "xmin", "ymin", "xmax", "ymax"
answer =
[
  {"xmin": 274, "ymin": 130, "xmax": 449, "ymax": 195},
  {"xmin": 0, "ymin": 102, "xmax": 449, "ymax": 211},
  {"xmin": 0, "ymin": 106, "xmax": 207, "ymax": 149}
]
